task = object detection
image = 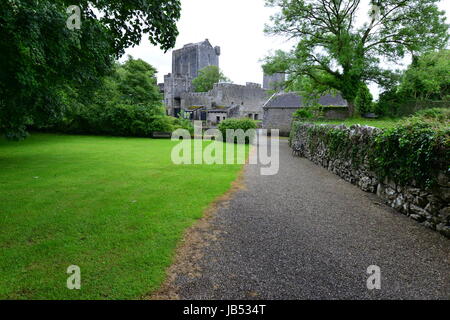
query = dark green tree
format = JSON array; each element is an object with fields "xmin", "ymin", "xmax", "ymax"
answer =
[
  {"xmin": 263, "ymin": 0, "xmax": 449, "ymax": 116},
  {"xmin": 192, "ymin": 66, "xmax": 230, "ymax": 92},
  {"xmin": 116, "ymin": 56, "xmax": 163, "ymax": 112},
  {"xmin": 0, "ymin": 0, "xmax": 181, "ymax": 139},
  {"xmin": 355, "ymin": 83, "xmax": 374, "ymax": 115}
]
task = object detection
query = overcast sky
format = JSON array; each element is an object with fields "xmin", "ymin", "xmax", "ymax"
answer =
[{"xmin": 123, "ymin": 0, "xmax": 450, "ymax": 98}]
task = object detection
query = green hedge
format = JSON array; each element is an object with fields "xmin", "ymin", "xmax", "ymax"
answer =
[{"xmin": 218, "ymin": 118, "xmax": 257, "ymax": 144}]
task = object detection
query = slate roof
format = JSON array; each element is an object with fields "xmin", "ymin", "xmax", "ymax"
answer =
[
  {"xmin": 317, "ymin": 94, "xmax": 348, "ymax": 106},
  {"xmin": 263, "ymin": 92, "xmax": 304, "ymax": 109},
  {"xmin": 263, "ymin": 92, "xmax": 348, "ymax": 109}
]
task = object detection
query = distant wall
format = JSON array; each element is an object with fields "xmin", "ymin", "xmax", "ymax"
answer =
[
  {"xmin": 262, "ymin": 107, "xmax": 297, "ymax": 136},
  {"xmin": 320, "ymin": 106, "xmax": 349, "ymax": 120},
  {"xmin": 263, "ymin": 106, "xmax": 350, "ymax": 137}
]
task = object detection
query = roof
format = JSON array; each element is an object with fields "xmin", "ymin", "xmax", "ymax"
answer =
[
  {"xmin": 263, "ymin": 92, "xmax": 348, "ymax": 109},
  {"xmin": 263, "ymin": 92, "xmax": 304, "ymax": 109},
  {"xmin": 208, "ymin": 109, "xmax": 228, "ymax": 113},
  {"xmin": 317, "ymin": 94, "xmax": 348, "ymax": 106}
]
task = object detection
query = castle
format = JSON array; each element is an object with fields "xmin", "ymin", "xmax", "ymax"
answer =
[
  {"xmin": 159, "ymin": 39, "xmax": 348, "ymax": 130},
  {"xmin": 161, "ymin": 39, "xmax": 285, "ymax": 125}
]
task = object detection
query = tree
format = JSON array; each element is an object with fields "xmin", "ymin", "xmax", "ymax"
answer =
[
  {"xmin": 116, "ymin": 56, "xmax": 163, "ymax": 112},
  {"xmin": 192, "ymin": 66, "xmax": 230, "ymax": 92},
  {"xmin": 399, "ymin": 49, "xmax": 450, "ymax": 101},
  {"xmin": 355, "ymin": 83, "xmax": 374, "ymax": 115},
  {"xmin": 0, "ymin": 0, "xmax": 181, "ymax": 139},
  {"xmin": 263, "ymin": 0, "xmax": 449, "ymax": 116}
]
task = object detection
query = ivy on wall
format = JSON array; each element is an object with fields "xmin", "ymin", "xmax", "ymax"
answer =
[{"xmin": 291, "ymin": 114, "xmax": 449, "ymax": 189}]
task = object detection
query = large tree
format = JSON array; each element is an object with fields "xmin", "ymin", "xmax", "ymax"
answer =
[
  {"xmin": 0, "ymin": 0, "xmax": 181, "ymax": 139},
  {"xmin": 399, "ymin": 49, "xmax": 450, "ymax": 101},
  {"xmin": 192, "ymin": 66, "xmax": 230, "ymax": 92},
  {"xmin": 116, "ymin": 56, "xmax": 163, "ymax": 109},
  {"xmin": 263, "ymin": 0, "xmax": 449, "ymax": 115}
]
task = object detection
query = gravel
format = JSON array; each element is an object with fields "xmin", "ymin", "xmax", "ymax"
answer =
[{"xmin": 174, "ymin": 140, "xmax": 450, "ymax": 300}]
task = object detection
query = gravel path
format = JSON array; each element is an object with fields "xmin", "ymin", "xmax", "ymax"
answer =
[{"xmin": 170, "ymin": 140, "xmax": 449, "ymax": 300}]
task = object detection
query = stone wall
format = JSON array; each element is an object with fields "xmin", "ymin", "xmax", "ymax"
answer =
[
  {"xmin": 290, "ymin": 122, "xmax": 450, "ymax": 238},
  {"xmin": 320, "ymin": 106, "xmax": 349, "ymax": 120},
  {"xmin": 263, "ymin": 107, "xmax": 298, "ymax": 136}
]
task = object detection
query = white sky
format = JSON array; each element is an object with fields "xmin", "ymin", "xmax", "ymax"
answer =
[{"xmin": 123, "ymin": 0, "xmax": 450, "ymax": 99}]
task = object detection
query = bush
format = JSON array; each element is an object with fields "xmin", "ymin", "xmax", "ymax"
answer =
[
  {"xmin": 51, "ymin": 103, "xmax": 175, "ymax": 137},
  {"xmin": 171, "ymin": 116, "xmax": 194, "ymax": 134},
  {"xmin": 218, "ymin": 118, "xmax": 257, "ymax": 144},
  {"xmin": 413, "ymin": 108, "xmax": 450, "ymax": 122},
  {"xmin": 293, "ymin": 108, "xmax": 314, "ymax": 120}
]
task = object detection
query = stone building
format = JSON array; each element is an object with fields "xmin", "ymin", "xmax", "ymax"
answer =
[
  {"xmin": 161, "ymin": 40, "xmax": 348, "ymax": 130},
  {"xmin": 163, "ymin": 39, "xmax": 221, "ymax": 117},
  {"xmin": 180, "ymin": 82, "xmax": 269, "ymax": 124},
  {"xmin": 161, "ymin": 40, "xmax": 271, "ymax": 125},
  {"xmin": 262, "ymin": 92, "xmax": 348, "ymax": 136},
  {"xmin": 263, "ymin": 73, "xmax": 286, "ymax": 91}
]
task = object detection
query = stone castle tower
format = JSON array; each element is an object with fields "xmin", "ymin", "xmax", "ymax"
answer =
[
  {"xmin": 163, "ymin": 39, "xmax": 221, "ymax": 116},
  {"xmin": 263, "ymin": 73, "xmax": 286, "ymax": 91}
]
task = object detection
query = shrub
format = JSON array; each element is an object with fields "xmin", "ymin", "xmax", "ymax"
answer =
[
  {"xmin": 293, "ymin": 108, "xmax": 314, "ymax": 120},
  {"xmin": 218, "ymin": 118, "xmax": 257, "ymax": 144},
  {"xmin": 51, "ymin": 103, "xmax": 175, "ymax": 137},
  {"xmin": 171, "ymin": 116, "xmax": 194, "ymax": 134},
  {"xmin": 413, "ymin": 108, "xmax": 450, "ymax": 122}
]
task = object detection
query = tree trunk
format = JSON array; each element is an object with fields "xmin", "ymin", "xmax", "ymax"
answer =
[{"xmin": 347, "ymin": 100, "xmax": 355, "ymax": 117}]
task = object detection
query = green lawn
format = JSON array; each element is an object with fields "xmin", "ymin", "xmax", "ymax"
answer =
[
  {"xmin": 0, "ymin": 133, "xmax": 245, "ymax": 299},
  {"xmin": 310, "ymin": 117, "xmax": 401, "ymax": 128}
]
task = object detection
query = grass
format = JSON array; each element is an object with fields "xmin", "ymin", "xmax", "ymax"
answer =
[
  {"xmin": 308, "ymin": 117, "xmax": 401, "ymax": 128},
  {"xmin": 0, "ymin": 133, "xmax": 246, "ymax": 299}
]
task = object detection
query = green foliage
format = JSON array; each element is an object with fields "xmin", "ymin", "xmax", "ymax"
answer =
[
  {"xmin": 371, "ymin": 118, "xmax": 449, "ymax": 188},
  {"xmin": 374, "ymin": 50, "xmax": 450, "ymax": 117},
  {"xmin": 115, "ymin": 56, "xmax": 163, "ymax": 107},
  {"xmin": 263, "ymin": 0, "xmax": 449, "ymax": 116},
  {"xmin": 399, "ymin": 50, "xmax": 450, "ymax": 101},
  {"xmin": 374, "ymin": 88, "xmax": 404, "ymax": 116},
  {"xmin": 355, "ymin": 83, "xmax": 374, "ymax": 115},
  {"xmin": 218, "ymin": 118, "xmax": 257, "ymax": 144},
  {"xmin": 309, "ymin": 117, "xmax": 401, "ymax": 129},
  {"xmin": 171, "ymin": 115, "xmax": 194, "ymax": 134},
  {"xmin": 0, "ymin": 0, "xmax": 181, "ymax": 139},
  {"xmin": 293, "ymin": 108, "xmax": 314, "ymax": 120},
  {"xmin": 303, "ymin": 125, "xmax": 371, "ymax": 167},
  {"xmin": 46, "ymin": 58, "xmax": 186, "ymax": 137},
  {"xmin": 413, "ymin": 107, "xmax": 450, "ymax": 122},
  {"xmin": 192, "ymin": 66, "xmax": 230, "ymax": 92},
  {"xmin": 293, "ymin": 113, "xmax": 449, "ymax": 189}
]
